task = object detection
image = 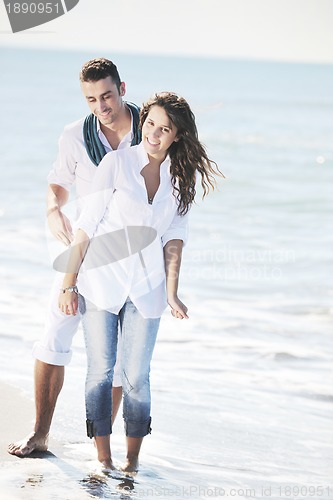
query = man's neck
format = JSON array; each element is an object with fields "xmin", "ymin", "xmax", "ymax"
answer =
[{"xmin": 99, "ymin": 104, "xmax": 132, "ymax": 150}]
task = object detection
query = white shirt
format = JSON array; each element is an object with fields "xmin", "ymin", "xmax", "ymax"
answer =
[
  {"xmin": 74, "ymin": 141, "xmax": 189, "ymax": 318},
  {"xmin": 47, "ymin": 116, "xmax": 132, "ymax": 218}
]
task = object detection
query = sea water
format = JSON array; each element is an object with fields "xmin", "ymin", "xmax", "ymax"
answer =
[{"xmin": 0, "ymin": 47, "xmax": 332, "ymax": 499}]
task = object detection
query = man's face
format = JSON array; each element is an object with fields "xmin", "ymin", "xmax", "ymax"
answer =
[{"xmin": 81, "ymin": 76, "xmax": 125, "ymax": 125}]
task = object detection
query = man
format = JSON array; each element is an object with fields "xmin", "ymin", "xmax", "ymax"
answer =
[{"xmin": 8, "ymin": 58, "xmax": 141, "ymax": 456}]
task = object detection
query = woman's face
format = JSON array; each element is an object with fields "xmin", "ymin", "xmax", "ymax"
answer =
[{"xmin": 142, "ymin": 105, "xmax": 178, "ymax": 161}]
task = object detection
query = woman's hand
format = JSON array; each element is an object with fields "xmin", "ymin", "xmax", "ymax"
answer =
[
  {"xmin": 168, "ymin": 295, "xmax": 189, "ymax": 320},
  {"xmin": 58, "ymin": 290, "xmax": 78, "ymax": 316}
]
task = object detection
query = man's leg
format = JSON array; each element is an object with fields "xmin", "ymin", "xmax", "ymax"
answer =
[
  {"xmin": 7, "ymin": 360, "xmax": 64, "ymax": 456},
  {"xmin": 7, "ymin": 273, "xmax": 78, "ymax": 457},
  {"xmin": 111, "ymin": 331, "xmax": 123, "ymax": 424},
  {"xmin": 111, "ymin": 387, "xmax": 123, "ymax": 424}
]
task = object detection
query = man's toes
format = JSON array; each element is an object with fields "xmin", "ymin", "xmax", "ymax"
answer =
[{"xmin": 7, "ymin": 443, "xmax": 19, "ymax": 454}]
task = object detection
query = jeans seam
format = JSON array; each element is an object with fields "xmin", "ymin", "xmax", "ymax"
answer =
[{"xmin": 122, "ymin": 369, "xmax": 133, "ymax": 397}]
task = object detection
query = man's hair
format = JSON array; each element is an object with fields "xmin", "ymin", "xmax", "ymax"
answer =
[{"xmin": 80, "ymin": 58, "xmax": 122, "ymax": 91}]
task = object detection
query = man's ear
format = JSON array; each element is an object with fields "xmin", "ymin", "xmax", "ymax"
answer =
[{"xmin": 119, "ymin": 82, "xmax": 126, "ymax": 97}]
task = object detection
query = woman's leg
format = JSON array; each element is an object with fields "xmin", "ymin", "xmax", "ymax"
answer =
[
  {"xmin": 119, "ymin": 300, "xmax": 160, "ymax": 472},
  {"xmin": 79, "ymin": 295, "xmax": 119, "ymax": 469}
]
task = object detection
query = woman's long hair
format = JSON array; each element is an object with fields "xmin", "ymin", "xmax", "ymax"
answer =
[{"xmin": 140, "ymin": 92, "xmax": 223, "ymax": 215}]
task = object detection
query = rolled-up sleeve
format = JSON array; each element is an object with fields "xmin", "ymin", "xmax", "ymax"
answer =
[
  {"xmin": 75, "ymin": 152, "xmax": 117, "ymax": 238},
  {"xmin": 47, "ymin": 130, "xmax": 77, "ymax": 192},
  {"xmin": 161, "ymin": 209, "xmax": 189, "ymax": 247}
]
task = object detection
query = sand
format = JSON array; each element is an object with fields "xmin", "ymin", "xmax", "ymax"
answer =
[
  {"xmin": 0, "ymin": 381, "xmax": 84, "ymax": 499},
  {"xmin": 0, "ymin": 381, "xmax": 35, "ymax": 461},
  {"xmin": 0, "ymin": 381, "xmax": 137, "ymax": 499}
]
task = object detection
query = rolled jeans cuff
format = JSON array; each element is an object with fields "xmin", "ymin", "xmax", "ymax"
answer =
[
  {"xmin": 124, "ymin": 417, "xmax": 152, "ymax": 438},
  {"xmin": 86, "ymin": 417, "xmax": 112, "ymax": 438}
]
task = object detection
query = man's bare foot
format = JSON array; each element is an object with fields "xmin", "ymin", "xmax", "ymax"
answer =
[
  {"xmin": 7, "ymin": 432, "xmax": 48, "ymax": 457},
  {"xmin": 121, "ymin": 457, "xmax": 139, "ymax": 476}
]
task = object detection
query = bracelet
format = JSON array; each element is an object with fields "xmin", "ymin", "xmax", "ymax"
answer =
[{"xmin": 60, "ymin": 285, "xmax": 78, "ymax": 294}]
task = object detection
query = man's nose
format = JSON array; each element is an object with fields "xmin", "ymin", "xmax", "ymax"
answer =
[{"xmin": 97, "ymin": 99, "xmax": 108, "ymax": 112}]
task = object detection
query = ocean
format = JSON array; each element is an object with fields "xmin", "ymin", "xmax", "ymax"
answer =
[{"xmin": 0, "ymin": 47, "xmax": 332, "ymax": 499}]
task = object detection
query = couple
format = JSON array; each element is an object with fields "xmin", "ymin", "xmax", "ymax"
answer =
[{"xmin": 8, "ymin": 58, "xmax": 220, "ymax": 473}]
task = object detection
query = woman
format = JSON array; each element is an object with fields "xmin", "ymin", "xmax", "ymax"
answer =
[{"xmin": 58, "ymin": 92, "xmax": 221, "ymax": 473}]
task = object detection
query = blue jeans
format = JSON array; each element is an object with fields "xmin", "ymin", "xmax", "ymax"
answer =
[{"xmin": 79, "ymin": 296, "xmax": 160, "ymax": 438}]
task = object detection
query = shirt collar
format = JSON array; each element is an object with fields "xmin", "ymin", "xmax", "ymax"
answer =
[{"xmin": 97, "ymin": 106, "xmax": 134, "ymax": 151}]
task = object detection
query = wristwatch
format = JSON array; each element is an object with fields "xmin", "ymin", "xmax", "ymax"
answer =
[{"xmin": 61, "ymin": 285, "xmax": 78, "ymax": 294}]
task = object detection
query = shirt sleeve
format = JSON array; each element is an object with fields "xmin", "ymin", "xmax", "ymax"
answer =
[
  {"xmin": 161, "ymin": 209, "xmax": 190, "ymax": 247},
  {"xmin": 47, "ymin": 128, "xmax": 77, "ymax": 192},
  {"xmin": 75, "ymin": 152, "xmax": 117, "ymax": 238}
]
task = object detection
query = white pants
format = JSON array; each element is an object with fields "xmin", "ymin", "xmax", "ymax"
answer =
[{"xmin": 32, "ymin": 273, "xmax": 122, "ymax": 387}]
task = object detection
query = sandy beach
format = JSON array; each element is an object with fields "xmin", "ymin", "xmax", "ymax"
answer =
[
  {"xmin": 0, "ymin": 381, "xmax": 127, "ymax": 500},
  {"xmin": 0, "ymin": 381, "xmax": 35, "ymax": 462},
  {"xmin": 1, "ymin": 49, "xmax": 333, "ymax": 499},
  {"xmin": 0, "ymin": 382, "xmax": 71, "ymax": 499}
]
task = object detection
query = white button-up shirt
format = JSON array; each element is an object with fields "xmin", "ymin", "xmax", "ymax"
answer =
[
  {"xmin": 73, "ymin": 141, "xmax": 189, "ymax": 318},
  {"xmin": 47, "ymin": 116, "xmax": 132, "ymax": 218}
]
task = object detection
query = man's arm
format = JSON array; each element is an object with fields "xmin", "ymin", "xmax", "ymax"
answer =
[
  {"xmin": 164, "ymin": 239, "xmax": 188, "ymax": 319},
  {"xmin": 47, "ymin": 184, "xmax": 73, "ymax": 246}
]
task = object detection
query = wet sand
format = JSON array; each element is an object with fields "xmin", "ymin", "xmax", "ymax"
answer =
[
  {"xmin": 0, "ymin": 382, "xmax": 77, "ymax": 499},
  {"xmin": 0, "ymin": 381, "xmax": 35, "ymax": 461},
  {"xmin": 0, "ymin": 381, "xmax": 136, "ymax": 499}
]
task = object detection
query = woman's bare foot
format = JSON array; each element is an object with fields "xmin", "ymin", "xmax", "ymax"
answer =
[
  {"xmin": 121, "ymin": 456, "xmax": 139, "ymax": 475},
  {"xmin": 99, "ymin": 458, "xmax": 116, "ymax": 471},
  {"xmin": 121, "ymin": 436, "xmax": 143, "ymax": 475},
  {"xmin": 7, "ymin": 432, "xmax": 48, "ymax": 457},
  {"xmin": 94, "ymin": 435, "xmax": 116, "ymax": 471}
]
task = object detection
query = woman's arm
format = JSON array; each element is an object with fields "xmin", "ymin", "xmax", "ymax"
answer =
[
  {"xmin": 58, "ymin": 229, "xmax": 90, "ymax": 316},
  {"xmin": 163, "ymin": 239, "xmax": 188, "ymax": 319}
]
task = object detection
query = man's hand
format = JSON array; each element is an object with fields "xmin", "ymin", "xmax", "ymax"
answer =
[
  {"xmin": 168, "ymin": 295, "xmax": 189, "ymax": 320},
  {"xmin": 47, "ymin": 208, "xmax": 73, "ymax": 246}
]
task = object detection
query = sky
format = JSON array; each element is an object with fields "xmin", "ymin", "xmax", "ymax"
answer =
[{"xmin": 0, "ymin": 0, "xmax": 333, "ymax": 63}]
